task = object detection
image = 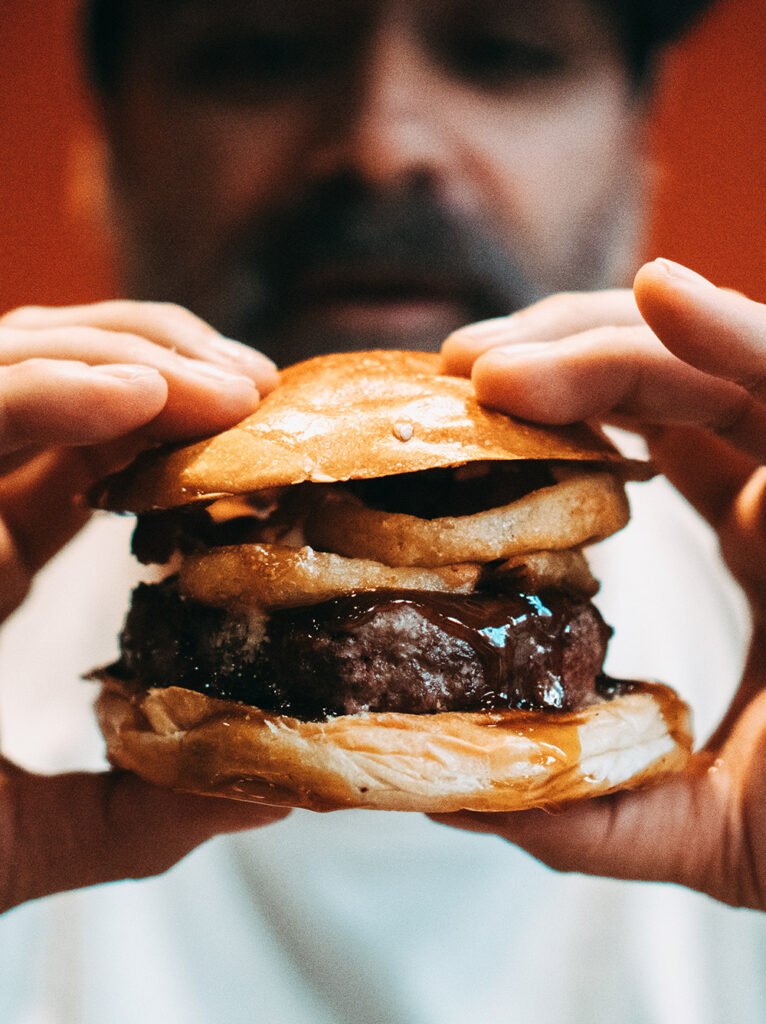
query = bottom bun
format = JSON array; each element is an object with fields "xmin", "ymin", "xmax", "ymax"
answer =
[{"xmin": 96, "ymin": 677, "xmax": 692, "ymax": 813}]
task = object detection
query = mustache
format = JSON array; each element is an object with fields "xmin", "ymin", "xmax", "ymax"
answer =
[{"xmin": 207, "ymin": 177, "xmax": 544, "ymax": 343}]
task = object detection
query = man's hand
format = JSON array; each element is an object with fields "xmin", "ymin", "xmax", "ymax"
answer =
[
  {"xmin": 0, "ymin": 763, "xmax": 289, "ymax": 914},
  {"xmin": 437, "ymin": 260, "xmax": 766, "ymax": 910},
  {"xmin": 0, "ymin": 300, "xmax": 288, "ymax": 914}
]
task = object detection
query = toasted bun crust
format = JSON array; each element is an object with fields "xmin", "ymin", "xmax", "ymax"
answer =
[
  {"xmin": 95, "ymin": 350, "xmax": 626, "ymax": 512},
  {"xmin": 96, "ymin": 677, "xmax": 692, "ymax": 813}
]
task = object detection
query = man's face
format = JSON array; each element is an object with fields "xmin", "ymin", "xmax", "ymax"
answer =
[{"xmin": 105, "ymin": 0, "xmax": 645, "ymax": 364}]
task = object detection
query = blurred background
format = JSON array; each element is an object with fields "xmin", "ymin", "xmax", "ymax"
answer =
[{"xmin": 0, "ymin": 0, "xmax": 764, "ymax": 314}]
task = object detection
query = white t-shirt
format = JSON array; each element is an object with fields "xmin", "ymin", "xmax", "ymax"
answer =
[{"xmin": 1, "ymin": 478, "xmax": 765, "ymax": 1024}]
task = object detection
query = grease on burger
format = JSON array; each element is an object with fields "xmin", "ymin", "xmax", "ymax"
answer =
[{"xmin": 92, "ymin": 350, "xmax": 691, "ymax": 812}]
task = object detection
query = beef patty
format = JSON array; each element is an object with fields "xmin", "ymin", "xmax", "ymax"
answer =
[{"xmin": 114, "ymin": 578, "xmax": 613, "ymax": 721}]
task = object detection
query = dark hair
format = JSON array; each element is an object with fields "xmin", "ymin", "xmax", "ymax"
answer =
[
  {"xmin": 603, "ymin": 0, "xmax": 719, "ymax": 81},
  {"xmin": 84, "ymin": 0, "xmax": 129, "ymax": 97},
  {"xmin": 83, "ymin": 0, "xmax": 718, "ymax": 97}
]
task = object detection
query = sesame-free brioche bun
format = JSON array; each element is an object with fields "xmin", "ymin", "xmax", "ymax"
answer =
[
  {"xmin": 96, "ymin": 676, "xmax": 692, "ymax": 813},
  {"xmin": 95, "ymin": 350, "xmax": 625, "ymax": 513}
]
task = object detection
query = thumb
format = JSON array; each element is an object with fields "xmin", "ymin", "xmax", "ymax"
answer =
[
  {"xmin": 0, "ymin": 760, "xmax": 289, "ymax": 913},
  {"xmin": 430, "ymin": 755, "xmax": 729, "ymax": 898},
  {"xmin": 634, "ymin": 259, "xmax": 766, "ymax": 389}
]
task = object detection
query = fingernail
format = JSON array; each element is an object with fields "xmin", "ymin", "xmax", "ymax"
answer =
[
  {"xmin": 92, "ymin": 364, "xmax": 164, "ymax": 383},
  {"xmin": 208, "ymin": 336, "xmax": 278, "ymax": 373},
  {"xmin": 654, "ymin": 259, "xmax": 714, "ymax": 288}
]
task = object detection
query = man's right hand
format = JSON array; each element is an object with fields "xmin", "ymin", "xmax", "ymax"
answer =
[
  {"xmin": 0, "ymin": 299, "xmax": 278, "ymax": 619},
  {"xmin": 0, "ymin": 300, "xmax": 289, "ymax": 915}
]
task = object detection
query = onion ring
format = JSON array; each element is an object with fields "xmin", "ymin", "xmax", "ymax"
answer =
[
  {"xmin": 305, "ymin": 472, "xmax": 629, "ymax": 567},
  {"xmin": 179, "ymin": 544, "xmax": 483, "ymax": 610},
  {"xmin": 495, "ymin": 549, "xmax": 598, "ymax": 597}
]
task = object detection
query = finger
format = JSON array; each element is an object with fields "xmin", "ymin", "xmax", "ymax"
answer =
[
  {"xmin": 706, "ymin": 633, "xmax": 766, "ymax": 754},
  {"xmin": 646, "ymin": 424, "xmax": 758, "ymax": 529},
  {"xmin": 0, "ymin": 763, "xmax": 290, "ymax": 912},
  {"xmin": 2, "ymin": 301, "xmax": 278, "ymax": 394},
  {"xmin": 0, "ymin": 337, "xmax": 260, "ymax": 439},
  {"xmin": 430, "ymin": 756, "xmax": 737, "ymax": 904},
  {"xmin": 0, "ymin": 446, "xmax": 44, "ymax": 477},
  {"xmin": 470, "ymin": 326, "xmax": 766, "ymax": 465},
  {"xmin": 0, "ymin": 361, "xmax": 168, "ymax": 454},
  {"xmin": 635, "ymin": 260, "xmax": 766, "ymax": 397},
  {"xmin": 648, "ymin": 423, "xmax": 766, "ymax": 589},
  {"xmin": 0, "ymin": 367, "xmax": 168, "ymax": 617},
  {"xmin": 441, "ymin": 289, "xmax": 642, "ymax": 376},
  {"xmin": 0, "ymin": 450, "xmax": 94, "ymax": 581},
  {"xmin": 0, "ymin": 516, "xmax": 31, "ymax": 621}
]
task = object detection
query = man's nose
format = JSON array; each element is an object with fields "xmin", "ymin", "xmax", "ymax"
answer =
[{"xmin": 309, "ymin": 23, "xmax": 452, "ymax": 190}]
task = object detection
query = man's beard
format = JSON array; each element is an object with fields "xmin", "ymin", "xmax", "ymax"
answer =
[
  {"xmin": 126, "ymin": 176, "xmax": 546, "ymax": 366},
  {"xmin": 119, "ymin": 169, "xmax": 638, "ymax": 366}
]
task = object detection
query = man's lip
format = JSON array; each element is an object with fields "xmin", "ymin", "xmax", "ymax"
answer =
[
  {"xmin": 299, "ymin": 296, "xmax": 470, "ymax": 336},
  {"xmin": 295, "ymin": 266, "xmax": 473, "ymax": 303},
  {"xmin": 288, "ymin": 270, "xmax": 476, "ymax": 333}
]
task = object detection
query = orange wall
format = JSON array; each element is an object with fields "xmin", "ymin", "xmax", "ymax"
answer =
[
  {"xmin": 0, "ymin": 1, "xmax": 113, "ymax": 309},
  {"xmin": 1, "ymin": 0, "xmax": 765, "ymax": 313},
  {"xmin": 648, "ymin": 0, "xmax": 766, "ymax": 300}
]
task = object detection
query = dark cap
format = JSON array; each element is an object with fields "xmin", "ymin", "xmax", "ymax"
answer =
[{"xmin": 84, "ymin": 0, "xmax": 719, "ymax": 96}]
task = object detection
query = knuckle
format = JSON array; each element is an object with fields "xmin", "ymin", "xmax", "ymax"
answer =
[
  {"xmin": 734, "ymin": 367, "xmax": 766, "ymax": 403},
  {"xmin": 55, "ymin": 325, "xmax": 149, "ymax": 356},
  {"xmin": 526, "ymin": 292, "xmax": 577, "ymax": 317},
  {"xmin": 512, "ymin": 292, "xmax": 590, "ymax": 333},
  {"xmin": 520, "ymin": 289, "xmax": 635, "ymax": 329},
  {"xmin": 89, "ymin": 299, "xmax": 151, "ymax": 318},
  {"xmin": 579, "ymin": 323, "xmax": 633, "ymax": 349},
  {"xmin": 0, "ymin": 305, "xmax": 45, "ymax": 326},
  {"xmin": 152, "ymin": 302, "xmax": 209, "ymax": 333},
  {"xmin": 537, "ymin": 291, "xmax": 587, "ymax": 316},
  {"xmin": 2, "ymin": 356, "xmax": 44, "ymax": 378},
  {"xmin": 713, "ymin": 389, "xmax": 758, "ymax": 441},
  {"xmin": 0, "ymin": 364, "xmax": 36, "ymax": 447},
  {"xmin": 45, "ymin": 325, "xmax": 106, "ymax": 347}
]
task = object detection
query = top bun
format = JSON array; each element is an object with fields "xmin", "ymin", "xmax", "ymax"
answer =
[{"xmin": 96, "ymin": 350, "xmax": 624, "ymax": 513}]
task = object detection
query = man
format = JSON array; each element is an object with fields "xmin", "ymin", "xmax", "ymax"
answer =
[
  {"xmin": 89, "ymin": 0, "xmax": 664, "ymax": 361},
  {"xmin": 2, "ymin": 1, "xmax": 765, "ymax": 1021}
]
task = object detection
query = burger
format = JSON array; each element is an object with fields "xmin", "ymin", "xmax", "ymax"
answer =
[{"xmin": 92, "ymin": 350, "xmax": 692, "ymax": 812}]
